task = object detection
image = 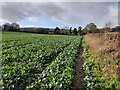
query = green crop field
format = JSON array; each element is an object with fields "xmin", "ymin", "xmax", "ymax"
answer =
[
  {"xmin": 1, "ymin": 32, "xmax": 82, "ymax": 90},
  {"xmin": 1, "ymin": 32, "xmax": 120, "ymax": 90}
]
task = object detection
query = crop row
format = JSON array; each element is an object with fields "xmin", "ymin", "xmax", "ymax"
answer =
[
  {"xmin": 2, "ymin": 35, "xmax": 69, "ymax": 50},
  {"xmin": 26, "ymin": 38, "xmax": 81, "ymax": 90},
  {"xmin": 1, "ymin": 33, "xmax": 82, "ymax": 90}
]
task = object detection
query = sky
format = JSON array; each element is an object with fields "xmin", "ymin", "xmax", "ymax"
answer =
[{"xmin": 0, "ymin": 1, "xmax": 119, "ymax": 28}]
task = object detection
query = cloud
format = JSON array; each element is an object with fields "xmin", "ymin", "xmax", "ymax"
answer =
[
  {"xmin": 57, "ymin": 2, "xmax": 118, "ymax": 27},
  {"xmin": 1, "ymin": 2, "xmax": 65, "ymax": 21},
  {"xmin": 1, "ymin": 0, "xmax": 120, "ymax": 2},
  {"xmin": 0, "ymin": 2, "xmax": 118, "ymax": 27}
]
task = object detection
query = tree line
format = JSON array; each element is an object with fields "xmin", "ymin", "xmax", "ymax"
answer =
[
  {"xmin": 1, "ymin": 22, "xmax": 83, "ymax": 35},
  {"xmin": 1, "ymin": 22, "xmax": 120, "ymax": 35}
]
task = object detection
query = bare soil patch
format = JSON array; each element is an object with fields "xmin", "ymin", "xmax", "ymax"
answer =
[{"xmin": 73, "ymin": 37, "xmax": 85, "ymax": 90}]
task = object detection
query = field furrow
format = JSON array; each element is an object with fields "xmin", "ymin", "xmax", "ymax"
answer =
[{"xmin": 1, "ymin": 32, "xmax": 82, "ymax": 90}]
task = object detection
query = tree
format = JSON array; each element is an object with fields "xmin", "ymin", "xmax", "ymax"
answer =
[
  {"xmin": 78, "ymin": 26, "xmax": 82, "ymax": 35},
  {"xmin": 0, "ymin": 25, "xmax": 3, "ymax": 31},
  {"xmin": 84, "ymin": 23, "xmax": 97, "ymax": 34},
  {"xmin": 69, "ymin": 27, "xmax": 72, "ymax": 35},
  {"xmin": 3, "ymin": 23, "xmax": 11, "ymax": 31},
  {"xmin": 104, "ymin": 21, "xmax": 113, "ymax": 32},
  {"xmin": 112, "ymin": 26, "xmax": 120, "ymax": 32},
  {"xmin": 54, "ymin": 27, "xmax": 60, "ymax": 34},
  {"xmin": 3, "ymin": 22, "xmax": 20, "ymax": 31},
  {"xmin": 10, "ymin": 23, "xmax": 20, "ymax": 31},
  {"xmin": 73, "ymin": 28, "xmax": 78, "ymax": 35},
  {"xmin": 105, "ymin": 21, "xmax": 113, "ymax": 28}
]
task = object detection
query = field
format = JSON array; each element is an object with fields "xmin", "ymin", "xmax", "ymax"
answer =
[
  {"xmin": 1, "ymin": 32, "xmax": 120, "ymax": 90},
  {"xmin": 1, "ymin": 32, "xmax": 82, "ymax": 89}
]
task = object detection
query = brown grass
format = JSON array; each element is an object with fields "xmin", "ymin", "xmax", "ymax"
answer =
[
  {"xmin": 84, "ymin": 32, "xmax": 120, "ymax": 78},
  {"xmin": 84, "ymin": 32, "xmax": 120, "ymax": 59}
]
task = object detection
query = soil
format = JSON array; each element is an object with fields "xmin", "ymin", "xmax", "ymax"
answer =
[
  {"xmin": 73, "ymin": 37, "xmax": 85, "ymax": 90},
  {"xmin": 73, "ymin": 32, "xmax": 120, "ymax": 89}
]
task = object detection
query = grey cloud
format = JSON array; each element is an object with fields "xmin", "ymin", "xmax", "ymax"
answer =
[
  {"xmin": 57, "ymin": 2, "xmax": 117, "ymax": 26},
  {"xmin": 1, "ymin": 2, "xmax": 27, "ymax": 21},
  {"xmin": 1, "ymin": 2, "xmax": 65, "ymax": 21},
  {"xmin": 1, "ymin": 2, "xmax": 118, "ymax": 27},
  {"xmin": 118, "ymin": 1, "xmax": 120, "ymax": 25}
]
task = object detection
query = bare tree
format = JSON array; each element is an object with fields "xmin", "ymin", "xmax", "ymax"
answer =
[
  {"xmin": 104, "ymin": 21, "xmax": 113, "ymax": 32},
  {"xmin": 105, "ymin": 21, "xmax": 113, "ymax": 28}
]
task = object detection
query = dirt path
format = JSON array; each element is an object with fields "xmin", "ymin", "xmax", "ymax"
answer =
[{"xmin": 73, "ymin": 37, "xmax": 85, "ymax": 90}]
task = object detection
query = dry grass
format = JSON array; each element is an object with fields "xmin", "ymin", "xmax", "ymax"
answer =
[{"xmin": 84, "ymin": 32, "xmax": 120, "ymax": 77}]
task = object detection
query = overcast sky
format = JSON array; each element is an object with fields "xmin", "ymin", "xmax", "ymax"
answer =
[{"xmin": 0, "ymin": 1, "xmax": 119, "ymax": 28}]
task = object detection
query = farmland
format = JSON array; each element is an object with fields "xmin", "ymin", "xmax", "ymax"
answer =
[
  {"xmin": 1, "ymin": 32, "xmax": 82, "ymax": 89},
  {"xmin": 1, "ymin": 32, "xmax": 120, "ymax": 90}
]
